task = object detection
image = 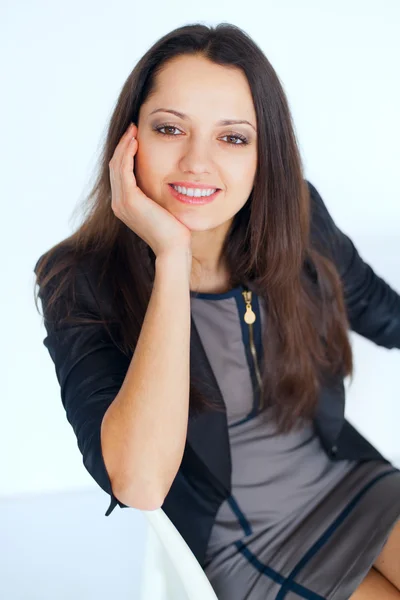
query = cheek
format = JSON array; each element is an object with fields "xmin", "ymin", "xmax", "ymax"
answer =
[
  {"xmin": 134, "ymin": 145, "xmax": 157, "ymax": 191},
  {"xmin": 224, "ymin": 149, "xmax": 256, "ymax": 178},
  {"xmin": 134, "ymin": 147, "xmax": 171, "ymax": 204},
  {"xmin": 227, "ymin": 163, "xmax": 256, "ymax": 195},
  {"xmin": 135, "ymin": 142, "xmax": 171, "ymax": 181}
]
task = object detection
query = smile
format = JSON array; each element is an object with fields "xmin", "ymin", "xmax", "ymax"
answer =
[{"xmin": 168, "ymin": 184, "xmax": 221, "ymax": 205}]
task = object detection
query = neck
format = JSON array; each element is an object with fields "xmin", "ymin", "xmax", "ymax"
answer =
[
  {"xmin": 190, "ymin": 220, "xmax": 232, "ymax": 267},
  {"xmin": 190, "ymin": 259, "xmax": 232, "ymax": 294}
]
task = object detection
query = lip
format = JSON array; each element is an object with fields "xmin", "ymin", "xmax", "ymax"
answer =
[
  {"xmin": 169, "ymin": 181, "xmax": 221, "ymax": 190},
  {"xmin": 168, "ymin": 183, "xmax": 221, "ymax": 205}
]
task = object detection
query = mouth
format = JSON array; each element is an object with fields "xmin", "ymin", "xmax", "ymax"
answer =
[{"xmin": 167, "ymin": 183, "xmax": 222, "ymax": 205}]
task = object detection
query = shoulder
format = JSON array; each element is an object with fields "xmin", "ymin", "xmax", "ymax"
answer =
[
  {"xmin": 305, "ymin": 180, "xmax": 335, "ymax": 228},
  {"xmin": 304, "ymin": 179, "xmax": 339, "ymax": 259},
  {"xmin": 34, "ymin": 244, "xmax": 112, "ymax": 325}
]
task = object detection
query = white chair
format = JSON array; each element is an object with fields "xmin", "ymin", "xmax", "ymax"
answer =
[{"xmin": 139, "ymin": 508, "xmax": 218, "ymax": 600}]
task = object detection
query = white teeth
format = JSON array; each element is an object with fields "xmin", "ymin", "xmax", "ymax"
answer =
[{"xmin": 172, "ymin": 185, "xmax": 217, "ymax": 197}]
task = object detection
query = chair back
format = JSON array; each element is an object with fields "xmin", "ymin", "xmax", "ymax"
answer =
[{"xmin": 139, "ymin": 508, "xmax": 218, "ymax": 600}]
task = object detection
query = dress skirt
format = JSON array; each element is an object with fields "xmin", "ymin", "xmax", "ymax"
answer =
[{"xmin": 203, "ymin": 459, "xmax": 400, "ymax": 600}]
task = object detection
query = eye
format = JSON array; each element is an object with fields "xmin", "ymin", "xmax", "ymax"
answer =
[
  {"xmin": 153, "ymin": 124, "xmax": 182, "ymax": 136},
  {"xmin": 220, "ymin": 133, "xmax": 249, "ymax": 146},
  {"xmin": 153, "ymin": 123, "xmax": 249, "ymax": 147}
]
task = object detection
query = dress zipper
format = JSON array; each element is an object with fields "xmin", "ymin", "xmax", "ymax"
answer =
[{"xmin": 241, "ymin": 288, "xmax": 264, "ymax": 410}]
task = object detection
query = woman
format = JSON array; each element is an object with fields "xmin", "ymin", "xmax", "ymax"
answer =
[{"xmin": 33, "ymin": 22, "xmax": 400, "ymax": 599}]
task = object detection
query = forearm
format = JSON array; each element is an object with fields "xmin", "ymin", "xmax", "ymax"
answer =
[{"xmin": 100, "ymin": 249, "xmax": 192, "ymax": 509}]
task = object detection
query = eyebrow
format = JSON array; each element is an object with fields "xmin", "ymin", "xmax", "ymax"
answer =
[{"xmin": 148, "ymin": 108, "xmax": 256, "ymax": 132}]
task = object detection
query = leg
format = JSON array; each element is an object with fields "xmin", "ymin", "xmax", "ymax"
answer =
[
  {"xmin": 349, "ymin": 567, "xmax": 400, "ymax": 599},
  {"xmin": 373, "ymin": 520, "xmax": 400, "ymax": 591}
]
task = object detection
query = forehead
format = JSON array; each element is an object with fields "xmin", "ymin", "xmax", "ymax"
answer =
[{"xmin": 143, "ymin": 55, "xmax": 257, "ymax": 124}]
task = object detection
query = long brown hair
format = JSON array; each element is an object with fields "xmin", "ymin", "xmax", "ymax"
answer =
[{"xmin": 33, "ymin": 22, "xmax": 353, "ymax": 433}]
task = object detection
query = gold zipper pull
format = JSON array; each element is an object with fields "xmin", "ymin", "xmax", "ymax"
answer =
[
  {"xmin": 242, "ymin": 289, "xmax": 256, "ymax": 324},
  {"xmin": 241, "ymin": 287, "xmax": 264, "ymax": 409}
]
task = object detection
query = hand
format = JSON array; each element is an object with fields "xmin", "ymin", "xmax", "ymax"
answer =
[{"xmin": 109, "ymin": 123, "xmax": 192, "ymax": 258}]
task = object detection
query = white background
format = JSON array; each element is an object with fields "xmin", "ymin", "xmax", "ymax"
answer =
[{"xmin": 1, "ymin": 1, "xmax": 399, "ymax": 598}]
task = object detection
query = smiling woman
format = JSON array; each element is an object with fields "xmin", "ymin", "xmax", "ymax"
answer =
[{"xmin": 33, "ymin": 21, "xmax": 400, "ymax": 600}]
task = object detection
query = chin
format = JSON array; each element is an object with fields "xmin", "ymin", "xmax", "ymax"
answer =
[{"xmin": 170, "ymin": 210, "xmax": 217, "ymax": 232}]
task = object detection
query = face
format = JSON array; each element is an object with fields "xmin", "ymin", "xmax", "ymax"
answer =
[{"xmin": 134, "ymin": 54, "xmax": 258, "ymax": 234}]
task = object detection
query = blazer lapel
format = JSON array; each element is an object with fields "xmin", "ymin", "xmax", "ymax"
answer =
[{"xmin": 186, "ymin": 315, "xmax": 232, "ymax": 495}]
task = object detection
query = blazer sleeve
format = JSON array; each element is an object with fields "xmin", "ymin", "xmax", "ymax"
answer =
[
  {"xmin": 34, "ymin": 254, "xmax": 132, "ymax": 516},
  {"xmin": 307, "ymin": 180, "xmax": 400, "ymax": 349}
]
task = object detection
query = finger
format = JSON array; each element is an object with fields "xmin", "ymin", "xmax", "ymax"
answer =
[
  {"xmin": 109, "ymin": 129, "xmax": 133, "ymax": 190},
  {"xmin": 123, "ymin": 123, "xmax": 138, "ymax": 143},
  {"xmin": 111, "ymin": 123, "xmax": 137, "ymax": 166},
  {"xmin": 120, "ymin": 135, "xmax": 137, "ymax": 184}
]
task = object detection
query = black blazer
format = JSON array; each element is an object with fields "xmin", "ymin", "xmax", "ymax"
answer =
[{"xmin": 34, "ymin": 181, "xmax": 400, "ymax": 569}]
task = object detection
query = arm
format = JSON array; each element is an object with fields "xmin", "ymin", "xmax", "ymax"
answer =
[
  {"xmin": 35, "ymin": 255, "xmax": 130, "ymax": 515},
  {"xmin": 307, "ymin": 180, "xmax": 400, "ymax": 349},
  {"xmin": 35, "ymin": 248, "xmax": 192, "ymax": 515}
]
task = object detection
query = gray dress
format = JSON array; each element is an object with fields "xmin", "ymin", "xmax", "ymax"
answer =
[{"xmin": 190, "ymin": 283, "xmax": 400, "ymax": 600}]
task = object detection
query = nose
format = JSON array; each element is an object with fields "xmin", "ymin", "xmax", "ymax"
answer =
[{"xmin": 178, "ymin": 135, "xmax": 214, "ymax": 175}]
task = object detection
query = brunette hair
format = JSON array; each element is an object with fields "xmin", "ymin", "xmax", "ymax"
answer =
[{"xmin": 33, "ymin": 22, "xmax": 353, "ymax": 433}]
